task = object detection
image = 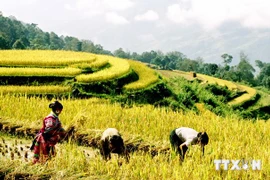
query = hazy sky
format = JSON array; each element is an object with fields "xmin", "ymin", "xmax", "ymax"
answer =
[{"xmin": 1, "ymin": 0, "xmax": 270, "ymax": 63}]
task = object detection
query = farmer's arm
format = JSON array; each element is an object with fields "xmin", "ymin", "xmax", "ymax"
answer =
[
  {"xmin": 201, "ymin": 145, "xmax": 205, "ymax": 155},
  {"xmin": 58, "ymin": 126, "xmax": 76, "ymax": 141},
  {"xmin": 179, "ymin": 143, "xmax": 188, "ymax": 161},
  {"xmin": 58, "ymin": 127, "xmax": 67, "ymax": 139}
]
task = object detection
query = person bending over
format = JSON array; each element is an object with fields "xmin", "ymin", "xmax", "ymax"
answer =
[
  {"xmin": 100, "ymin": 128, "xmax": 129, "ymax": 163},
  {"xmin": 169, "ymin": 127, "xmax": 209, "ymax": 162}
]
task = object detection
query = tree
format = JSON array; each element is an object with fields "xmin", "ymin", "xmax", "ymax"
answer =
[
  {"xmin": 151, "ymin": 56, "xmax": 162, "ymax": 68},
  {"xmin": 114, "ymin": 48, "xmax": 130, "ymax": 59},
  {"xmin": 139, "ymin": 50, "xmax": 159, "ymax": 63},
  {"xmin": 255, "ymin": 60, "xmax": 265, "ymax": 69},
  {"xmin": 20, "ymin": 37, "xmax": 30, "ymax": 47},
  {"xmin": 221, "ymin": 53, "xmax": 233, "ymax": 65},
  {"xmin": 180, "ymin": 59, "xmax": 200, "ymax": 72},
  {"xmin": 130, "ymin": 52, "xmax": 140, "ymax": 60},
  {"xmin": 202, "ymin": 63, "xmax": 219, "ymax": 75},
  {"xmin": 222, "ymin": 65, "xmax": 239, "ymax": 82},
  {"xmin": 12, "ymin": 39, "xmax": 26, "ymax": 49},
  {"xmin": 262, "ymin": 76, "xmax": 270, "ymax": 89},
  {"xmin": 0, "ymin": 35, "xmax": 9, "ymax": 49},
  {"xmin": 166, "ymin": 51, "xmax": 185, "ymax": 62},
  {"xmin": 81, "ymin": 40, "xmax": 96, "ymax": 52},
  {"xmin": 161, "ymin": 56, "xmax": 170, "ymax": 69},
  {"xmin": 166, "ymin": 51, "xmax": 186, "ymax": 70},
  {"xmin": 64, "ymin": 36, "xmax": 82, "ymax": 51},
  {"xmin": 94, "ymin": 44, "xmax": 104, "ymax": 54},
  {"xmin": 255, "ymin": 62, "xmax": 270, "ymax": 88},
  {"xmin": 219, "ymin": 53, "xmax": 233, "ymax": 77},
  {"xmin": 31, "ymin": 34, "xmax": 49, "ymax": 49},
  {"xmin": 49, "ymin": 32, "xmax": 64, "ymax": 50},
  {"xmin": 235, "ymin": 52, "xmax": 255, "ymax": 85}
]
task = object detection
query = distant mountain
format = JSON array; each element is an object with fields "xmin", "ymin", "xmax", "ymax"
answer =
[
  {"xmin": 171, "ymin": 23, "xmax": 270, "ymax": 65},
  {"xmin": 109, "ymin": 21, "xmax": 270, "ymax": 66}
]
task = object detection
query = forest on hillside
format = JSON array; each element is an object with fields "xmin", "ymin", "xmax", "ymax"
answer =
[{"xmin": 1, "ymin": 13, "xmax": 270, "ymax": 90}]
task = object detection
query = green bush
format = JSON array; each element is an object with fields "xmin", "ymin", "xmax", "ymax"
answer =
[{"xmin": 204, "ymin": 84, "xmax": 239, "ymax": 102}]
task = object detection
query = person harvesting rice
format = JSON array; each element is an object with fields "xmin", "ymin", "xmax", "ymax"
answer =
[
  {"xmin": 100, "ymin": 128, "xmax": 130, "ymax": 163},
  {"xmin": 169, "ymin": 127, "xmax": 209, "ymax": 162},
  {"xmin": 31, "ymin": 101, "xmax": 67, "ymax": 164}
]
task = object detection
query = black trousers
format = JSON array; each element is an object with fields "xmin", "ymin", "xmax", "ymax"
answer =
[
  {"xmin": 169, "ymin": 129, "xmax": 183, "ymax": 155},
  {"xmin": 169, "ymin": 129, "xmax": 188, "ymax": 161}
]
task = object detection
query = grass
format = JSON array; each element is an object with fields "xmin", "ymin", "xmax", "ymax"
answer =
[
  {"xmin": 0, "ymin": 95, "xmax": 269, "ymax": 179},
  {"xmin": 253, "ymin": 88, "xmax": 270, "ymax": 107}
]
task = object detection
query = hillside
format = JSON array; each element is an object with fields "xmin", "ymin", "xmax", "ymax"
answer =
[
  {"xmin": 0, "ymin": 50, "xmax": 269, "ymax": 120},
  {"xmin": 0, "ymin": 50, "xmax": 169, "ymax": 103},
  {"xmin": 158, "ymin": 69, "xmax": 270, "ymax": 120}
]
